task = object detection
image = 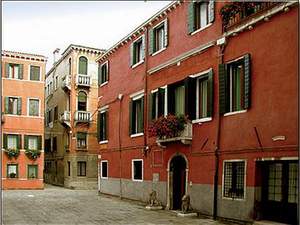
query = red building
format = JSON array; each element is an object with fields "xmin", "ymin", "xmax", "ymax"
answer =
[
  {"xmin": 96, "ymin": 1, "xmax": 298, "ymax": 224},
  {"xmin": 1, "ymin": 50, "xmax": 46, "ymax": 189}
]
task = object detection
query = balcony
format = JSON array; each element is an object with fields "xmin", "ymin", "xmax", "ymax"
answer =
[
  {"xmin": 76, "ymin": 74, "xmax": 91, "ymax": 87},
  {"xmin": 61, "ymin": 75, "xmax": 71, "ymax": 91},
  {"xmin": 59, "ymin": 111, "xmax": 71, "ymax": 127},
  {"xmin": 221, "ymin": 2, "xmax": 280, "ymax": 32},
  {"xmin": 156, "ymin": 122, "xmax": 192, "ymax": 146},
  {"xmin": 74, "ymin": 111, "xmax": 91, "ymax": 124},
  {"xmin": 1, "ymin": 113, "xmax": 5, "ymax": 124}
]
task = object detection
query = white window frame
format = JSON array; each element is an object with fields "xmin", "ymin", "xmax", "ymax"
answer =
[
  {"xmin": 130, "ymin": 90, "xmax": 144, "ymax": 138},
  {"xmin": 76, "ymin": 132, "xmax": 88, "ymax": 149},
  {"xmin": 28, "ymin": 65, "xmax": 41, "ymax": 81},
  {"xmin": 100, "ymin": 61, "xmax": 109, "ymax": 87},
  {"xmin": 150, "ymin": 85, "xmax": 168, "ymax": 119},
  {"xmin": 132, "ymin": 159, "xmax": 143, "ymax": 182},
  {"xmin": 27, "ymin": 98, "xmax": 41, "ymax": 117},
  {"xmin": 99, "ymin": 106, "xmax": 109, "ymax": 144},
  {"xmin": 222, "ymin": 159, "xmax": 247, "ymax": 201},
  {"xmin": 131, "ymin": 36, "xmax": 145, "ymax": 68},
  {"xmin": 77, "ymin": 55, "xmax": 89, "ymax": 75},
  {"xmin": 151, "ymin": 19, "xmax": 167, "ymax": 56},
  {"xmin": 76, "ymin": 90, "xmax": 89, "ymax": 111},
  {"xmin": 100, "ymin": 160, "xmax": 108, "ymax": 179}
]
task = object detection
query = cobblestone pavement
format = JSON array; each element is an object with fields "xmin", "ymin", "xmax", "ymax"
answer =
[{"xmin": 3, "ymin": 184, "xmax": 236, "ymax": 225}]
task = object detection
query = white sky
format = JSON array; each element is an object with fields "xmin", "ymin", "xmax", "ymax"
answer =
[{"xmin": 2, "ymin": 1, "xmax": 171, "ymax": 71}]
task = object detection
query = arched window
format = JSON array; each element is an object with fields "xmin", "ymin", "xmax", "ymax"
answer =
[
  {"xmin": 68, "ymin": 58, "xmax": 72, "ymax": 75},
  {"xmin": 78, "ymin": 91, "xmax": 87, "ymax": 111},
  {"xmin": 78, "ymin": 56, "xmax": 88, "ymax": 75}
]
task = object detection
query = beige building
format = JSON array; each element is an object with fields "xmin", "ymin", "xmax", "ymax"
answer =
[{"xmin": 44, "ymin": 44, "xmax": 104, "ymax": 189}]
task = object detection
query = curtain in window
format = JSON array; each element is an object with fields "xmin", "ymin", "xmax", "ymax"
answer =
[
  {"xmin": 30, "ymin": 66, "xmax": 40, "ymax": 81},
  {"xmin": 78, "ymin": 92, "xmax": 87, "ymax": 111},
  {"xmin": 28, "ymin": 136, "xmax": 38, "ymax": 150},
  {"xmin": 200, "ymin": 2, "xmax": 208, "ymax": 28},
  {"xmin": 8, "ymin": 165, "xmax": 17, "ymax": 177},
  {"xmin": 175, "ymin": 86, "xmax": 185, "ymax": 116},
  {"xmin": 9, "ymin": 98, "xmax": 18, "ymax": 115},
  {"xmin": 199, "ymin": 79, "xmax": 208, "ymax": 118},
  {"xmin": 135, "ymin": 100, "xmax": 143, "ymax": 133},
  {"xmin": 79, "ymin": 56, "xmax": 88, "ymax": 75},
  {"xmin": 28, "ymin": 165, "xmax": 37, "ymax": 178},
  {"xmin": 7, "ymin": 135, "xmax": 17, "ymax": 149},
  {"xmin": 29, "ymin": 99, "xmax": 39, "ymax": 116}
]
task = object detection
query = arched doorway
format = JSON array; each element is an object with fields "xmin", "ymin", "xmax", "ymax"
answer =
[{"xmin": 169, "ymin": 154, "xmax": 187, "ymax": 210}]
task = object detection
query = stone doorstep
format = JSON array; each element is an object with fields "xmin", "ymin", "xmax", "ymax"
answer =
[
  {"xmin": 177, "ymin": 212, "xmax": 198, "ymax": 217},
  {"xmin": 145, "ymin": 205, "xmax": 163, "ymax": 210},
  {"xmin": 253, "ymin": 221, "xmax": 290, "ymax": 225}
]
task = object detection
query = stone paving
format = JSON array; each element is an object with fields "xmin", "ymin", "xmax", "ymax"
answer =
[{"xmin": 3, "ymin": 184, "xmax": 236, "ymax": 225}]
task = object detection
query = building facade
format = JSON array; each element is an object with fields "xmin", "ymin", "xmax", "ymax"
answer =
[
  {"xmin": 44, "ymin": 45, "xmax": 104, "ymax": 189},
  {"xmin": 96, "ymin": 1, "xmax": 298, "ymax": 224},
  {"xmin": 1, "ymin": 50, "xmax": 46, "ymax": 189}
]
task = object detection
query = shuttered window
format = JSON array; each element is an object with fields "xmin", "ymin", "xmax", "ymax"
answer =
[
  {"xmin": 129, "ymin": 96, "xmax": 144, "ymax": 135},
  {"xmin": 28, "ymin": 99, "xmax": 39, "ymax": 116},
  {"xmin": 4, "ymin": 134, "xmax": 21, "ymax": 150},
  {"xmin": 28, "ymin": 165, "xmax": 38, "ymax": 179},
  {"xmin": 99, "ymin": 61, "xmax": 109, "ymax": 85},
  {"xmin": 77, "ymin": 91, "xmax": 87, "ymax": 111},
  {"xmin": 77, "ymin": 132, "xmax": 87, "ymax": 149},
  {"xmin": 5, "ymin": 63, "xmax": 23, "ymax": 79},
  {"xmin": 78, "ymin": 56, "xmax": 88, "ymax": 75},
  {"xmin": 30, "ymin": 66, "xmax": 40, "ymax": 81},
  {"xmin": 98, "ymin": 110, "xmax": 108, "ymax": 142},
  {"xmin": 24, "ymin": 135, "xmax": 42, "ymax": 150},
  {"xmin": 130, "ymin": 36, "xmax": 145, "ymax": 67},
  {"xmin": 77, "ymin": 161, "xmax": 86, "ymax": 176},
  {"xmin": 5, "ymin": 97, "xmax": 21, "ymax": 115},
  {"xmin": 149, "ymin": 88, "xmax": 166, "ymax": 121},
  {"xmin": 149, "ymin": 19, "xmax": 168, "ymax": 55}
]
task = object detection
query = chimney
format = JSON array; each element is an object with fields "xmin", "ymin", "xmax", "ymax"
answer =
[{"xmin": 53, "ymin": 48, "xmax": 60, "ymax": 64}]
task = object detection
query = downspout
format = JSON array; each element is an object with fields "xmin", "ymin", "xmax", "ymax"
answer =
[
  {"xmin": 143, "ymin": 26, "xmax": 149, "ymax": 155},
  {"xmin": 118, "ymin": 94, "xmax": 123, "ymax": 199},
  {"xmin": 213, "ymin": 42, "xmax": 226, "ymax": 220}
]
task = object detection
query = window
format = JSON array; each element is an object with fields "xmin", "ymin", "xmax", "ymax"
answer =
[
  {"xmin": 28, "ymin": 165, "xmax": 38, "ymax": 179},
  {"xmin": 167, "ymin": 83, "xmax": 185, "ymax": 117},
  {"xmin": 77, "ymin": 161, "xmax": 86, "ymax": 176},
  {"xmin": 77, "ymin": 132, "xmax": 87, "ymax": 149},
  {"xmin": 68, "ymin": 58, "xmax": 72, "ymax": 75},
  {"xmin": 45, "ymin": 161, "xmax": 51, "ymax": 173},
  {"xmin": 129, "ymin": 95, "xmax": 144, "ymax": 135},
  {"xmin": 77, "ymin": 91, "xmax": 87, "ymax": 111},
  {"xmin": 78, "ymin": 56, "xmax": 88, "ymax": 75},
  {"xmin": 149, "ymin": 88, "xmax": 166, "ymax": 121},
  {"xmin": 130, "ymin": 36, "xmax": 145, "ymax": 66},
  {"xmin": 67, "ymin": 161, "xmax": 71, "ymax": 176},
  {"xmin": 4, "ymin": 134, "xmax": 21, "ymax": 150},
  {"xmin": 4, "ymin": 97, "xmax": 21, "ymax": 115},
  {"xmin": 28, "ymin": 99, "xmax": 39, "ymax": 116},
  {"xmin": 5, "ymin": 63, "xmax": 23, "ymax": 79},
  {"xmin": 54, "ymin": 106, "xmax": 58, "ymax": 121},
  {"xmin": 25, "ymin": 135, "xmax": 42, "ymax": 150},
  {"xmin": 99, "ymin": 62, "xmax": 108, "ymax": 85},
  {"xmin": 132, "ymin": 159, "xmax": 143, "ymax": 181},
  {"xmin": 46, "ymin": 109, "xmax": 53, "ymax": 126},
  {"xmin": 223, "ymin": 161, "xmax": 245, "ymax": 199},
  {"xmin": 55, "ymin": 76, "xmax": 58, "ymax": 89},
  {"xmin": 45, "ymin": 139, "xmax": 51, "ymax": 153},
  {"xmin": 188, "ymin": 1, "xmax": 214, "ymax": 34},
  {"xmin": 219, "ymin": 54, "xmax": 251, "ymax": 114},
  {"xmin": 101, "ymin": 161, "xmax": 108, "ymax": 179},
  {"xmin": 52, "ymin": 137, "xmax": 57, "ymax": 152},
  {"xmin": 149, "ymin": 20, "xmax": 168, "ymax": 55},
  {"xmin": 98, "ymin": 110, "xmax": 108, "ymax": 142},
  {"xmin": 7, "ymin": 164, "xmax": 18, "ymax": 178},
  {"xmin": 30, "ymin": 66, "xmax": 40, "ymax": 81}
]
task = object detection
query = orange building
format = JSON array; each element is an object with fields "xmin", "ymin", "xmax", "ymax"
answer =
[{"xmin": 1, "ymin": 50, "xmax": 46, "ymax": 189}]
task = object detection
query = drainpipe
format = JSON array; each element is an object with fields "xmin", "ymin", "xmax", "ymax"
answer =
[
  {"xmin": 213, "ymin": 40, "xmax": 226, "ymax": 220},
  {"xmin": 143, "ymin": 26, "xmax": 149, "ymax": 156},
  {"xmin": 118, "ymin": 94, "xmax": 123, "ymax": 199}
]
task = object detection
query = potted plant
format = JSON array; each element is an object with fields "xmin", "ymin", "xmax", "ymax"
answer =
[
  {"xmin": 149, "ymin": 114, "xmax": 188, "ymax": 139},
  {"xmin": 220, "ymin": 2, "xmax": 242, "ymax": 26},
  {"xmin": 5, "ymin": 148, "xmax": 20, "ymax": 159},
  {"xmin": 25, "ymin": 149, "xmax": 41, "ymax": 160}
]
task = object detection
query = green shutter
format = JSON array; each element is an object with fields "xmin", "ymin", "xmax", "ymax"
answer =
[
  {"xmin": 24, "ymin": 135, "xmax": 28, "ymax": 150},
  {"xmin": 97, "ymin": 111, "xmax": 101, "ymax": 142},
  {"xmin": 207, "ymin": 70, "xmax": 214, "ymax": 117},
  {"xmin": 105, "ymin": 111, "xmax": 109, "ymax": 140},
  {"xmin": 244, "ymin": 54, "xmax": 251, "ymax": 109},
  {"xmin": 38, "ymin": 136, "xmax": 42, "ymax": 150},
  {"xmin": 5, "ymin": 63, "xmax": 9, "ymax": 78},
  {"xmin": 18, "ymin": 64, "xmax": 23, "ymax": 79},
  {"xmin": 167, "ymin": 85, "xmax": 175, "ymax": 115},
  {"xmin": 141, "ymin": 97, "xmax": 144, "ymax": 131},
  {"xmin": 141, "ymin": 35, "xmax": 146, "ymax": 60},
  {"xmin": 185, "ymin": 77, "xmax": 196, "ymax": 120},
  {"xmin": 3, "ymin": 134, "xmax": 7, "ymax": 149},
  {"xmin": 17, "ymin": 98, "xmax": 22, "ymax": 115},
  {"xmin": 106, "ymin": 61, "xmax": 109, "ymax": 81},
  {"xmin": 219, "ymin": 64, "xmax": 227, "ymax": 114},
  {"xmin": 188, "ymin": 2, "xmax": 195, "ymax": 34},
  {"xmin": 17, "ymin": 135, "xmax": 22, "ymax": 149},
  {"xmin": 164, "ymin": 19, "xmax": 168, "ymax": 47},
  {"xmin": 98, "ymin": 64, "xmax": 101, "ymax": 86},
  {"xmin": 208, "ymin": 1, "xmax": 215, "ymax": 23},
  {"xmin": 129, "ymin": 100, "xmax": 133, "ymax": 135},
  {"xmin": 4, "ymin": 97, "xmax": 9, "ymax": 113},
  {"xmin": 148, "ymin": 28, "xmax": 154, "ymax": 55},
  {"xmin": 148, "ymin": 93, "xmax": 153, "ymax": 122},
  {"xmin": 158, "ymin": 88, "xmax": 165, "ymax": 117},
  {"xmin": 130, "ymin": 42, "xmax": 134, "ymax": 66}
]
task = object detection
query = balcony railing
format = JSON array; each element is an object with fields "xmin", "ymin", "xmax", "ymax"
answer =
[
  {"xmin": 61, "ymin": 75, "xmax": 71, "ymax": 91},
  {"xmin": 76, "ymin": 74, "xmax": 91, "ymax": 87},
  {"xmin": 221, "ymin": 2, "xmax": 279, "ymax": 31},
  {"xmin": 156, "ymin": 122, "xmax": 192, "ymax": 146},
  {"xmin": 74, "ymin": 111, "xmax": 91, "ymax": 123},
  {"xmin": 59, "ymin": 111, "xmax": 71, "ymax": 127}
]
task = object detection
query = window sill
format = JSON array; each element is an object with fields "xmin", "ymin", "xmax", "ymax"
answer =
[
  {"xmin": 99, "ymin": 140, "xmax": 108, "ymax": 144},
  {"xmin": 190, "ymin": 23, "xmax": 213, "ymax": 36},
  {"xmin": 131, "ymin": 60, "xmax": 144, "ymax": 69},
  {"xmin": 100, "ymin": 81, "xmax": 108, "ymax": 87},
  {"xmin": 224, "ymin": 110, "xmax": 247, "ymax": 117},
  {"xmin": 132, "ymin": 178, "xmax": 143, "ymax": 182},
  {"xmin": 130, "ymin": 133, "xmax": 144, "ymax": 138},
  {"xmin": 101, "ymin": 176, "xmax": 108, "ymax": 180},
  {"xmin": 222, "ymin": 196, "xmax": 246, "ymax": 201},
  {"xmin": 76, "ymin": 148, "xmax": 87, "ymax": 151},
  {"xmin": 151, "ymin": 47, "xmax": 167, "ymax": 57},
  {"xmin": 192, "ymin": 117, "xmax": 212, "ymax": 124}
]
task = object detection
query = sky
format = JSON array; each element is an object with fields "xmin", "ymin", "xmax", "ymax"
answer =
[{"xmin": 2, "ymin": 1, "xmax": 171, "ymax": 71}]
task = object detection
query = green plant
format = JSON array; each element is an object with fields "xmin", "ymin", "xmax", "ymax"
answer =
[
  {"xmin": 149, "ymin": 114, "xmax": 188, "ymax": 139},
  {"xmin": 5, "ymin": 148, "xmax": 20, "ymax": 159},
  {"xmin": 25, "ymin": 149, "xmax": 41, "ymax": 160}
]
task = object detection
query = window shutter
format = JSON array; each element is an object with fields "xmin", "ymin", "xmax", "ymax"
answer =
[
  {"xmin": 38, "ymin": 136, "xmax": 42, "ymax": 150},
  {"xmin": 105, "ymin": 111, "xmax": 109, "ymax": 141},
  {"xmin": 188, "ymin": 2, "xmax": 195, "ymax": 34},
  {"xmin": 167, "ymin": 85, "xmax": 175, "ymax": 115},
  {"xmin": 4, "ymin": 97, "xmax": 9, "ymax": 113},
  {"xmin": 107, "ymin": 61, "xmax": 109, "ymax": 81},
  {"xmin": 148, "ymin": 93, "xmax": 153, "ymax": 122},
  {"xmin": 208, "ymin": 1, "xmax": 215, "ymax": 24},
  {"xmin": 185, "ymin": 77, "xmax": 196, "ymax": 120},
  {"xmin": 18, "ymin": 64, "xmax": 23, "ymax": 79},
  {"xmin": 24, "ymin": 135, "xmax": 28, "ymax": 150},
  {"xmin": 17, "ymin": 98, "xmax": 22, "ymax": 115},
  {"xmin": 164, "ymin": 19, "xmax": 168, "ymax": 47},
  {"xmin": 219, "ymin": 64, "xmax": 228, "ymax": 114},
  {"xmin": 17, "ymin": 135, "xmax": 22, "ymax": 149},
  {"xmin": 5, "ymin": 63, "xmax": 9, "ymax": 78},
  {"xmin": 148, "ymin": 28, "xmax": 154, "ymax": 55},
  {"xmin": 98, "ymin": 64, "xmax": 101, "ymax": 86},
  {"xmin": 158, "ymin": 88, "xmax": 165, "ymax": 117},
  {"xmin": 3, "ymin": 134, "xmax": 7, "ymax": 149},
  {"xmin": 141, "ymin": 96, "xmax": 144, "ymax": 131},
  {"xmin": 207, "ymin": 70, "xmax": 214, "ymax": 117},
  {"xmin": 97, "ymin": 111, "xmax": 101, "ymax": 142},
  {"xmin": 141, "ymin": 35, "xmax": 146, "ymax": 60},
  {"xmin": 129, "ymin": 99, "xmax": 133, "ymax": 135},
  {"xmin": 130, "ymin": 43, "xmax": 134, "ymax": 67},
  {"xmin": 244, "ymin": 54, "xmax": 251, "ymax": 109}
]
